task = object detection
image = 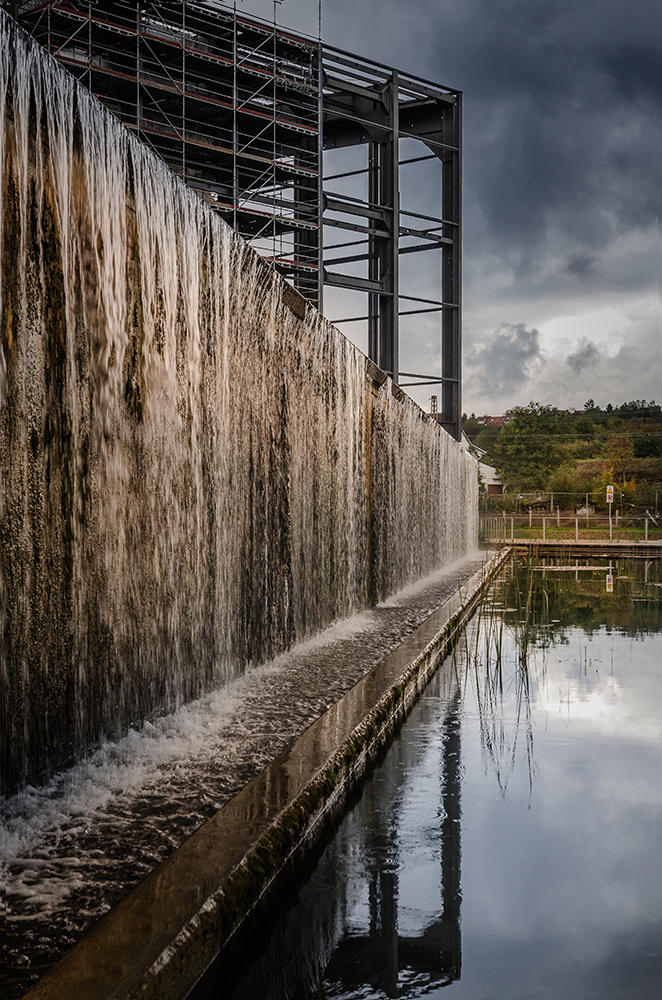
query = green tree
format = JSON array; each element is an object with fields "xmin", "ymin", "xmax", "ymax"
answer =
[
  {"xmin": 474, "ymin": 424, "xmax": 501, "ymax": 457},
  {"xmin": 634, "ymin": 432, "xmax": 662, "ymax": 458},
  {"xmin": 574, "ymin": 414, "xmax": 596, "ymax": 438},
  {"xmin": 462, "ymin": 412, "xmax": 481, "ymax": 440},
  {"xmin": 494, "ymin": 402, "xmax": 570, "ymax": 490},
  {"xmin": 605, "ymin": 431, "xmax": 634, "ymax": 485}
]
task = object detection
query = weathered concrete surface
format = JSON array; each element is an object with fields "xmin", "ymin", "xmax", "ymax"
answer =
[
  {"xmin": 23, "ymin": 551, "xmax": 508, "ymax": 1000},
  {"xmin": 1, "ymin": 11, "xmax": 478, "ymax": 793}
]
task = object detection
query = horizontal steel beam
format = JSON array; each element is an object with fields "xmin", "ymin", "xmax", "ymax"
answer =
[
  {"xmin": 400, "ymin": 376, "xmax": 459, "ymax": 386},
  {"xmin": 325, "ymin": 238, "xmax": 368, "ymax": 250},
  {"xmin": 399, "ymin": 224, "xmax": 452, "ymax": 244},
  {"xmin": 328, "ymin": 315, "xmax": 370, "ymax": 324},
  {"xmin": 400, "ymin": 371, "xmax": 445, "ymax": 381},
  {"xmin": 323, "ymin": 78, "xmax": 388, "ymax": 106},
  {"xmin": 399, "ymin": 154, "xmax": 437, "ymax": 166},
  {"xmin": 323, "ymin": 217, "xmax": 390, "ymax": 238},
  {"xmin": 398, "ymin": 307, "xmax": 443, "ymax": 316},
  {"xmin": 324, "ymin": 195, "xmax": 388, "ymax": 221},
  {"xmin": 323, "ymin": 44, "xmax": 461, "ymax": 102},
  {"xmin": 324, "ymin": 271, "xmax": 391, "ymax": 294},
  {"xmin": 399, "ymin": 241, "xmax": 445, "ymax": 255},
  {"xmin": 323, "ymin": 252, "xmax": 371, "ymax": 266},
  {"xmin": 400, "ymin": 294, "xmax": 459, "ymax": 308},
  {"xmin": 323, "ymin": 167, "xmax": 369, "ymax": 181}
]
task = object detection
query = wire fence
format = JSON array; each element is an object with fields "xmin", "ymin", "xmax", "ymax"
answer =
[{"xmin": 480, "ymin": 488, "xmax": 661, "ymax": 516}]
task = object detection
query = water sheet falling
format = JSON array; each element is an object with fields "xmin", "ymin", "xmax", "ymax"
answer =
[{"xmin": 0, "ymin": 11, "xmax": 478, "ymax": 794}]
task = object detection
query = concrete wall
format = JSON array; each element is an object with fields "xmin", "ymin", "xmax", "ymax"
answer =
[{"xmin": 0, "ymin": 13, "xmax": 478, "ymax": 793}]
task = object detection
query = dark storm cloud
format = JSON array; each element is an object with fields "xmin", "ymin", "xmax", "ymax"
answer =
[
  {"xmin": 249, "ymin": 0, "xmax": 659, "ymax": 410},
  {"xmin": 566, "ymin": 338, "xmax": 600, "ymax": 374},
  {"xmin": 441, "ymin": 0, "xmax": 660, "ymax": 273},
  {"xmin": 318, "ymin": 0, "xmax": 659, "ymax": 286},
  {"xmin": 466, "ymin": 323, "xmax": 541, "ymax": 395},
  {"xmin": 564, "ymin": 253, "xmax": 601, "ymax": 279}
]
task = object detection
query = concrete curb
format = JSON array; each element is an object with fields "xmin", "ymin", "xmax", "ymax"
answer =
[
  {"xmin": 504, "ymin": 540, "xmax": 662, "ymax": 558},
  {"xmin": 24, "ymin": 549, "xmax": 509, "ymax": 1000}
]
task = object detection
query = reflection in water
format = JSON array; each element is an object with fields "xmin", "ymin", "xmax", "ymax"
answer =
[
  {"xmin": 194, "ymin": 557, "xmax": 662, "ymax": 999},
  {"xmin": 323, "ymin": 691, "xmax": 463, "ymax": 997},
  {"xmin": 468, "ymin": 602, "xmax": 538, "ymax": 801},
  {"xmin": 193, "ymin": 670, "xmax": 464, "ymax": 1000}
]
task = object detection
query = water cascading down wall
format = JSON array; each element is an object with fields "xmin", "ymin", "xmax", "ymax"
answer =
[{"xmin": 0, "ymin": 13, "xmax": 478, "ymax": 795}]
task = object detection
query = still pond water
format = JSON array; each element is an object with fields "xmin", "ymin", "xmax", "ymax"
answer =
[{"xmin": 194, "ymin": 555, "xmax": 662, "ymax": 1000}]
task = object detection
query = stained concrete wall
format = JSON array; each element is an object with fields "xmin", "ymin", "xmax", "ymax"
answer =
[{"xmin": 0, "ymin": 13, "xmax": 478, "ymax": 793}]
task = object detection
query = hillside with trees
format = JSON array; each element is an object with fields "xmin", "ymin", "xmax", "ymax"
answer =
[{"xmin": 463, "ymin": 400, "xmax": 662, "ymax": 513}]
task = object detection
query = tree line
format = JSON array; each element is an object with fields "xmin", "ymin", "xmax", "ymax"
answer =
[{"xmin": 462, "ymin": 400, "xmax": 662, "ymax": 510}]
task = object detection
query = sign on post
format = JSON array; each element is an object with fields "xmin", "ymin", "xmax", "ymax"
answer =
[
  {"xmin": 606, "ymin": 485, "xmax": 614, "ymax": 504},
  {"xmin": 606, "ymin": 574, "xmax": 614, "ymax": 593}
]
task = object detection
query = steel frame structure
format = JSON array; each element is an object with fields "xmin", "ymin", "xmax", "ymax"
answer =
[
  {"xmin": 15, "ymin": 0, "xmax": 461, "ymax": 438},
  {"xmin": 322, "ymin": 46, "xmax": 461, "ymax": 437}
]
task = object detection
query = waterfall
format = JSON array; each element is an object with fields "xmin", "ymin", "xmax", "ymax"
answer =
[{"xmin": 0, "ymin": 12, "xmax": 478, "ymax": 794}]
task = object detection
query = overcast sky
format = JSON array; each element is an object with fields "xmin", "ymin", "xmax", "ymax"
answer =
[{"xmin": 235, "ymin": 0, "xmax": 659, "ymax": 415}]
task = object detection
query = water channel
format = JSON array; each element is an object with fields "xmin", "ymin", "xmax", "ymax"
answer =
[
  {"xmin": 194, "ymin": 554, "xmax": 662, "ymax": 1000},
  {"xmin": 3, "ymin": 556, "xmax": 485, "ymax": 997}
]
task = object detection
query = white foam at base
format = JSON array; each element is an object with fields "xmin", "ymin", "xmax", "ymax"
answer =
[
  {"xmin": 2, "ymin": 554, "xmax": 484, "ymax": 868},
  {"xmin": 1, "ymin": 607, "xmax": 381, "ymax": 866}
]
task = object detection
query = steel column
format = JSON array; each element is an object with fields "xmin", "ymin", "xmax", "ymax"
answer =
[
  {"xmin": 441, "ymin": 94, "xmax": 461, "ymax": 440},
  {"xmin": 377, "ymin": 72, "xmax": 399, "ymax": 382}
]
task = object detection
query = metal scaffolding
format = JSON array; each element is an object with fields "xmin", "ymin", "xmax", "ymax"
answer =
[{"xmin": 15, "ymin": 0, "xmax": 462, "ymax": 438}]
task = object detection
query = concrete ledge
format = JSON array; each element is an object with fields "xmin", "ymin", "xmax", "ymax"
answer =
[
  {"xmin": 504, "ymin": 540, "xmax": 662, "ymax": 558},
  {"xmin": 24, "ymin": 550, "xmax": 508, "ymax": 1000}
]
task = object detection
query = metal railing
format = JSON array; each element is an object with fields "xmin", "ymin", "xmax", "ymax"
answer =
[{"xmin": 480, "ymin": 512, "xmax": 661, "ymax": 545}]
